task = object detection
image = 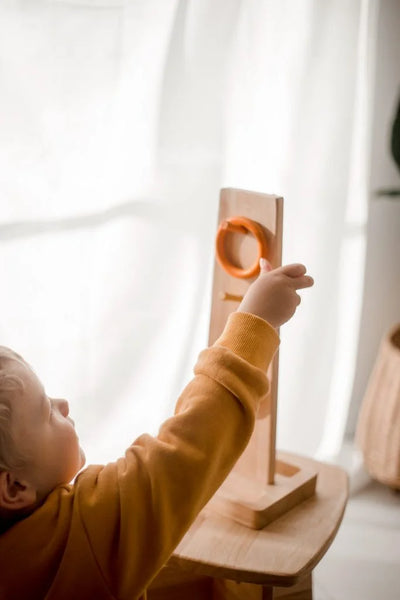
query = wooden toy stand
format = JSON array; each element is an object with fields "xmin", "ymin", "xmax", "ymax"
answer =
[{"xmin": 207, "ymin": 188, "xmax": 317, "ymax": 530}]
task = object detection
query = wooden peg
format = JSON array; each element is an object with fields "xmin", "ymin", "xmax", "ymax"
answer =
[{"xmin": 219, "ymin": 292, "xmax": 244, "ymax": 303}]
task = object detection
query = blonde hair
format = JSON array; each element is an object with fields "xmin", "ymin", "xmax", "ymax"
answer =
[{"xmin": 0, "ymin": 347, "xmax": 28, "ymax": 472}]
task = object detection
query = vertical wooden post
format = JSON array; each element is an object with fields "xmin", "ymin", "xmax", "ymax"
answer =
[
  {"xmin": 208, "ymin": 188, "xmax": 283, "ymax": 489},
  {"xmin": 207, "ymin": 189, "xmax": 317, "ymax": 529}
]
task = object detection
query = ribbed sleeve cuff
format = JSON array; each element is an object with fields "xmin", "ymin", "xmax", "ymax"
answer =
[{"xmin": 213, "ymin": 312, "xmax": 280, "ymax": 371}]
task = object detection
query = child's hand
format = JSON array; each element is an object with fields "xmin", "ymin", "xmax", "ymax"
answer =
[{"xmin": 237, "ymin": 260, "xmax": 314, "ymax": 328}]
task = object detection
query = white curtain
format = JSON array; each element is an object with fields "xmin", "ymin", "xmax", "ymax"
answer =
[{"xmin": 0, "ymin": 0, "xmax": 377, "ymax": 466}]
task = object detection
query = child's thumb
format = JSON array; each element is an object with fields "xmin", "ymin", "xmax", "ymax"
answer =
[{"xmin": 259, "ymin": 257, "xmax": 272, "ymax": 273}]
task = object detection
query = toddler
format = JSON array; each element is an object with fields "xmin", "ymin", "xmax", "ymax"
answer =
[{"xmin": 0, "ymin": 261, "xmax": 313, "ymax": 600}]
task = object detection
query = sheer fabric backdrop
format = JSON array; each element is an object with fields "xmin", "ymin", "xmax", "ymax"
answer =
[{"xmin": 0, "ymin": 0, "xmax": 377, "ymax": 466}]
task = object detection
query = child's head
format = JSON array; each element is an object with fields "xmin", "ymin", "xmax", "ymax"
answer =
[{"xmin": 0, "ymin": 347, "xmax": 85, "ymax": 518}]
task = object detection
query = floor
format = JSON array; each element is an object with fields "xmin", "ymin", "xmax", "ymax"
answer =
[{"xmin": 313, "ymin": 464, "xmax": 400, "ymax": 600}]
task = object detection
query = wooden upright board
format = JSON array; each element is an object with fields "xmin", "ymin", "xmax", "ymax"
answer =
[
  {"xmin": 208, "ymin": 188, "xmax": 283, "ymax": 486},
  {"xmin": 207, "ymin": 188, "xmax": 317, "ymax": 529}
]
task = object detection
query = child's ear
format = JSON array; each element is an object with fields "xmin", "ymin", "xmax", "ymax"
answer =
[{"xmin": 0, "ymin": 471, "xmax": 37, "ymax": 511}]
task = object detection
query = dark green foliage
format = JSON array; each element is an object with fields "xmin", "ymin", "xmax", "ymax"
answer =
[
  {"xmin": 376, "ymin": 94, "xmax": 400, "ymax": 198},
  {"xmin": 391, "ymin": 96, "xmax": 400, "ymax": 173}
]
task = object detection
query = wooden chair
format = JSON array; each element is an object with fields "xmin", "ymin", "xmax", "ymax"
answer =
[{"xmin": 149, "ymin": 452, "xmax": 348, "ymax": 599}]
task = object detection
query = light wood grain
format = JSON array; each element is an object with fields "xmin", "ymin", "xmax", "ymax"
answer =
[
  {"xmin": 208, "ymin": 189, "xmax": 317, "ymax": 529},
  {"xmin": 209, "ymin": 188, "xmax": 282, "ymax": 490},
  {"xmin": 207, "ymin": 458, "xmax": 317, "ymax": 529},
  {"xmin": 172, "ymin": 452, "xmax": 348, "ymax": 587}
]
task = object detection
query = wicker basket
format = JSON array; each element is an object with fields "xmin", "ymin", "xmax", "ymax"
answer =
[{"xmin": 356, "ymin": 323, "xmax": 400, "ymax": 489}]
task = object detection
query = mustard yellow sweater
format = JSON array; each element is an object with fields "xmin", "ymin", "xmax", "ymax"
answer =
[{"xmin": 0, "ymin": 313, "xmax": 279, "ymax": 600}]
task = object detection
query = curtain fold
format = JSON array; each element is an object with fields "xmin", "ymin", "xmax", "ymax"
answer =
[
  {"xmin": 0, "ymin": 0, "xmax": 377, "ymax": 465},
  {"xmin": 219, "ymin": 0, "xmax": 377, "ymax": 457}
]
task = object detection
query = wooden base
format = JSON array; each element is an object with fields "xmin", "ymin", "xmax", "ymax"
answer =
[
  {"xmin": 149, "ymin": 454, "xmax": 348, "ymax": 600},
  {"xmin": 207, "ymin": 458, "xmax": 317, "ymax": 530}
]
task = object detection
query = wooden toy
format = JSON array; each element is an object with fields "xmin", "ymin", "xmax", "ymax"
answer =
[{"xmin": 207, "ymin": 188, "xmax": 317, "ymax": 530}]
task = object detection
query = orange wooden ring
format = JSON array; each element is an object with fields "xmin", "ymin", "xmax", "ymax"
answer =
[{"xmin": 215, "ymin": 216, "xmax": 269, "ymax": 279}]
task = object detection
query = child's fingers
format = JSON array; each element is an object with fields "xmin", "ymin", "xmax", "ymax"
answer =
[
  {"xmin": 259, "ymin": 261, "xmax": 305, "ymax": 276},
  {"xmin": 259, "ymin": 262, "xmax": 314, "ymax": 289},
  {"xmin": 280, "ymin": 263, "xmax": 307, "ymax": 277},
  {"xmin": 293, "ymin": 275, "xmax": 314, "ymax": 290}
]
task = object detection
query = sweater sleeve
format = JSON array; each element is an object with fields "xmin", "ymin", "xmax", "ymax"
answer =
[{"xmin": 74, "ymin": 312, "xmax": 279, "ymax": 600}]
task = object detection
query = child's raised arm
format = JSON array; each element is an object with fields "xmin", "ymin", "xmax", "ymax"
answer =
[{"xmin": 48, "ymin": 263, "xmax": 313, "ymax": 600}]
